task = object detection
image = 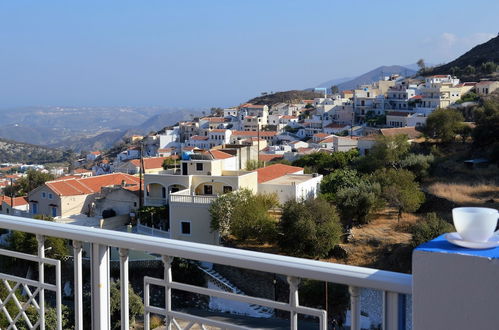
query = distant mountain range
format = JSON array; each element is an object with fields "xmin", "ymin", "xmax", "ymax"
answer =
[
  {"xmin": 0, "ymin": 138, "xmax": 64, "ymax": 164},
  {"xmin": 316, "ymin": 65, "xmax": 417, "ymax": 91},
  {"xmin": 0, "ymin": 107, "xmax": 200, "ymax": 152}
]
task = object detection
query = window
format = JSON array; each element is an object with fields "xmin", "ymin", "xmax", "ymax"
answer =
[
  {"xmin": 180, "ymin": 221, "xmax": 191, "ymax": 235},
  {"xmin": 223, "ymin": 186, "xmax": 233, "ymax": 194},
  {"xmin": 162, "ymin": 187, "xmax": 166, "ymax": 198},
  {"xmin": 48, "ymin": 193, "xmax": 53, "ymax": 200},
  {"xmin": 196, "ymin": 163, "xmax": 203, "ymax": 171},
  {"xmin": 204, "ymin": 185, "xmax": 213, "ymax": 195},
  {"xmin": 42, "ymin": 192, "xmax": 46, "ymax": 199}
]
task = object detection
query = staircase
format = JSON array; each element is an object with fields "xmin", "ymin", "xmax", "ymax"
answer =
[{"xmin": 196, "ymin": 262, "xmax": 274, "ymax": 318}]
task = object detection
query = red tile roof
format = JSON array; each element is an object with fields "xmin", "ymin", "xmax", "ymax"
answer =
[
  {"xmin": 201, "ymin": 117, "xmax": 226, "ymax": 122},
  {"xmin": 45, "ymin": 173, "xmax": 140, "ymax": 196},
  {"xmin": 190, "ymin": 135, "xmax": 209, "ymax": 141},
  {"xmin": 240, "ymin": 103, "xmax": 266, "ymax": 109},
  {"xmin": 281, "ymin": 115, "xmax": 298, "ymax": 119},
  {"xmin": 325, "ymin": 123, "xmax": 348, "ymax": 129},
  {"xmin": 232, "ymin": 131, "xmax": 277, "ymax": 137},
  {"xmin": 210, "ymin": 129, "xmax": 228, "ymax": 133},
  {"xmin": 74, "ymin": 168, "xmax": 92, "ymax": 174},
  {"xmin": 205, "ymin": 150, "xmax": 234, "ymax": 160},
  {"xmin": 476, "ymin": 81, "xmax": 498, "ymax": 86},
  {"xmin": 258, "ymin": 154, "xmax": 284, "ymax": 163},
  {"xmin": 1, "ymin": 196, "xmax": 28, "ymax": 207},
  {"xmin": 255, "ymin": 164, "xmax": 303, "ymax": 183},
  {"xmin": 313, "ymin": 133, "xmax": 330, "ymax": 139}
]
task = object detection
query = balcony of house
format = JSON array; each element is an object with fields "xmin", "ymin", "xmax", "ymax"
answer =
[{"xmin": 0, "ymin": 214, "xmax": 498, "ymax": 329}]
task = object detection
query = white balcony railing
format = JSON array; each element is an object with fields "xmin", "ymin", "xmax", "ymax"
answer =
[
  {"xmin": 0, "ymin": 214, "xmax": 412, "ymax": 329},
  {"xmin": 169, "ymin": 194, "xmax": 218, "ymax": 204},
  {"xmin": 145, "ymin": 197, "xmax": 168, "ymax": 206}
]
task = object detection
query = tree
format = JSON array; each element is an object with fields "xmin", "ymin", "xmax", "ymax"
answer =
[
  {"xmin": 245, "ymin": 159, "xmax": 264, "ymax": 170},
  {"xmin": 398, "ymin": 153, "xmax": 435, "ymax": 180},
  {"xmin": 473, "ymin": 100, "xmax": 499, "ymax": 147},
  {"xmin": 417, "ymin": 59, "xmax": 426, "ymax": 74},
  {"xmin": 4, "ymin": 170, "xmax": 55, "ymax": 197},
  {"xmin": 449, "ymin": 66, "xmax": 461, "ymax": 76},
  {"xmin": 411, "ymin": 213, "xmax": 454, "ymax": 247},
  {"xmin": 422, "ymin": 108, "xmax": 464, "ymax": 143},
  {"xmin": 292, "ymin": 150, "xmax": 359, "ymax": 175},
  {"xmin": 110, "ymin": 281, "xmax": 144, "ymax": 329},
  {"xmin": 330, "ymin": 85, "xmax": 339, "ymax": 94},
  {"xmin": 209, "ymin": 189, "xmax": 278, "ymax": 243},
  {"xmin": 334, "ymin": 181, "xmax": 383, "ymax": 227},
  {"xmin": 320, "ymin": 168, "xmax": 361, "ymax": 200},
  {"xmin": 480, "ymin": 61, "xmax": 497, "ymax": 74},
  {"xmin": 162, "ymin": 157, "xmax": 177, "ymax": 170},
  {"xmin": 278, "ymin": 198, "xmax": 342, "ymax": 258},
  {"xmin": 374, "ymin": 169, "xmax": 425, "ymax": 221},
  {"xmin": 7, "ymin": 215, "xmax": 69, "ymax": 260},
  {"xmin": 355, "ymin": 134, "xmax": 410, "ymax": 172},
  {"xmin": 464, "ymin": 65, "xmax": 475, "ymax": 75}
]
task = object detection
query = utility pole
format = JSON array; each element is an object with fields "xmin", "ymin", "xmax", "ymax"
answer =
[
  {"xmin": 257, "ymin": 119, "xmax": 260, "ymax": 166},
  {"xmin": 139, "ymin": 142, "xmax": 144, "ymax": 210},
  {"xmin": 10, "ymin": 178, "xmax": 14, "ymax": 210}
]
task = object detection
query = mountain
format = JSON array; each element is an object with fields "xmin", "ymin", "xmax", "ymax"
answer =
[
  {"xmin": 426, "ymin": 35, "xmax": 499, "ymax": 76},
  {"xmin": 0, "ymin": 138, "xmax": 65, "ymax": 164},
  {"xmin": 0, "ymin": 106, "xmax": 200, "ymax": 152},
  {"xmin": 328, "ymin": 65, "xmax": 417, "ymax": 91},
  {"xmin": 315, "ymin": 76, "xmax": 354, "ymax": 90}
]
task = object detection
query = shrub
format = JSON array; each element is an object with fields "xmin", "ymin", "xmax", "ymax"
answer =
[
  {"xmin": 279, "ymin": 198, "xmax": 342, "ymax": 258},
  {"xmin": 334, "ymin": 181, "xmax": 383, "ymax": 227},
  {"xmin": 411, "ymin": 213, "xmax": 454, "ymax": 247}
]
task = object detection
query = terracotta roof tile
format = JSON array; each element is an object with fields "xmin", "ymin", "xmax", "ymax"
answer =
[
  {"xmin": 45, "ymin": 173, "xmax": 140, "ymax": 196},
  {"xmin": 130, "ymin": 157, "xmax": 178, "ymax": 170},
  {"xmin": 255, "ymin": 164, "xmax": 303, "ymax": 183}
]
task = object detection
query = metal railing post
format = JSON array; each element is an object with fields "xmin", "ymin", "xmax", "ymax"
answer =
[
  {"xmin": 349, "ymin": 286, "xmax": 361, "ymax": 330},
  {"xmin": 72, "ymin": 240, "xmax": 83, "ymax": 330},
  {"xmin": 383, "ymin": 291, "xmax": 401, "ymax": 330},
  {"xmin": 91, "ymin": 243, "xmax": 110, "ymax": 329},
  {"xmin": 36, "ymin": 234, "xmax": 46, "ymax": 330},
  {"xmin": 163, "ymin": 256, "xmax": 174, "ymax": 329},
  {"xmin": 287, "ymin": 276, "xmax": 300, "ymax": 330},
  {"xmin": 119, "ymin": 248, "xmax": 130, "ymax": 330}
]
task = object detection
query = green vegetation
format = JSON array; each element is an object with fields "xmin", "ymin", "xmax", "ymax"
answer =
[
  {"xmin": 292, "ymin": 149, "xmax": 359, "ymax": 175},
  {"xmin": 472, "ymin": 99, "xmax": 499, "ymax": 162},
  {"xmin": 421, "ymin": 108, "xmax": 464, "ymax": 143},
  {"xmin": 162, "ymin": 157, "xmax": 177, "ymax": 169},
  {"xmin": 245, "ymin": 159, "xmax": 264, "ymax": 170},
  {"xmin": 411, "ymin": 213, "xmax": 454, "ymax": 247},
  {"xmin": 334, "ymin": 181, "xmax": 384, "ymax": 227},
  {"xmin": 278, "ymin": 198, "xmax": 342, "ymax": 258},
  {"xmin": 4, "ymin": 170, "xmax": 55, "ymax": 197},
  {"xmin": 110, "ymin": 282, "xmax": 144, "ymax": 329},
  {"xmin": 7, "ymin": 215, "xmax": 69, "ymax": 260},
  {"xmin": 209, "ymin": 189, "xmax": 279, "ymax": 243},
  {"xmin": 374, "ymin": 169, "xmax": 425, "ymax": 221}
]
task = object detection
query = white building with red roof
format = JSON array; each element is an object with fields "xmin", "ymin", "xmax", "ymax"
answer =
[{"xmin": 28, "ymin": 173, "xmax": 140, "ymax": 218}]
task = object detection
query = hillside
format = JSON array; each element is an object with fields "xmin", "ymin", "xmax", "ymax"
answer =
[
  {"xmin": 0, "ymin": 138, "xmax": 65, "ymax": 164},
  {"xmin": 317, "ymin": 65, "xmax": 416, "ymax": 91},
  {"xmin": 425, "ymin": 35, "xmax": 499, "ymax": 79},
  {"xmin": 247, "ymin": 90, "xmax": 323, "ymax": 105}
]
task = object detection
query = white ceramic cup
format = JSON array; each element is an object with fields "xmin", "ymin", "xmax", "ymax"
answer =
[{"xmin": 452, "ymin": 207, "xmax": 499, "ymax": 242}]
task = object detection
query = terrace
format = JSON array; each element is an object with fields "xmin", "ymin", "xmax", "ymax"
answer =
[{"xmin": 0, "ymin": 214, "xmax": 496, "ymax": 329}]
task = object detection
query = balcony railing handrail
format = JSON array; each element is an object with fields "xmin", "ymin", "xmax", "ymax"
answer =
[{"xmin": 0, "ymin": 214, "xmax": 411, "ymax": 294}]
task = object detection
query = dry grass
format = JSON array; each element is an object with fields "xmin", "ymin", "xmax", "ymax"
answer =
[
  {"xmin": 323, "ymin": 209, "xmax": 421, "ymax": 270},
  {"xmin": 427, "ymin": 181, "xmax": 499, "ymax": 208}
]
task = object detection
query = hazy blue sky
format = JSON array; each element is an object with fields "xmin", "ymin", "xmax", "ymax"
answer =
[{"xmin": 0, "ymin": 1, "xmax": 497, "ymax": 109}]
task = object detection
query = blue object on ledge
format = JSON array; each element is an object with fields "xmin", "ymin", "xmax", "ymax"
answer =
[{"xmin": 415, "ymin": 234, "xmax": 499, "ymax": 259}]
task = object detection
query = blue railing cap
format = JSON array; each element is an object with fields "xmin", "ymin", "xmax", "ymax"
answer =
[{"xmin": 415, "ymin": 234, "xmax": 499, "ymax": 259}]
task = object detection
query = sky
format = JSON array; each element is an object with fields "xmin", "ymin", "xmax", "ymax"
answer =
[{"xmin": 0, "ymin": 0, "xmax": 497, "ymax": 109}]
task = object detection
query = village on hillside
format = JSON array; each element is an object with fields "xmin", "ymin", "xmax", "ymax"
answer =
[{"xmin": 1, "ymin": 74, "xmax": 498, "ymax": 244}]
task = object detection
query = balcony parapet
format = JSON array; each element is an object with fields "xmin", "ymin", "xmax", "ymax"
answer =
[{"xmin": 0, "ymin": 214, "xmax": 411, "ymax": 329}]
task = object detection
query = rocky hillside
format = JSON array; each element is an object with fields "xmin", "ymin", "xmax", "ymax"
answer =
[
  {"xmin": 248, "ymin": 90, "xmax": 323, "ymax": 106},
  {"xmin": 425, "ymin": 34, "xmax": 499, "ymax": 80},
  {"xmin": 0, "ymin": 138, "xmax": 65, "ymax": 164}
]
